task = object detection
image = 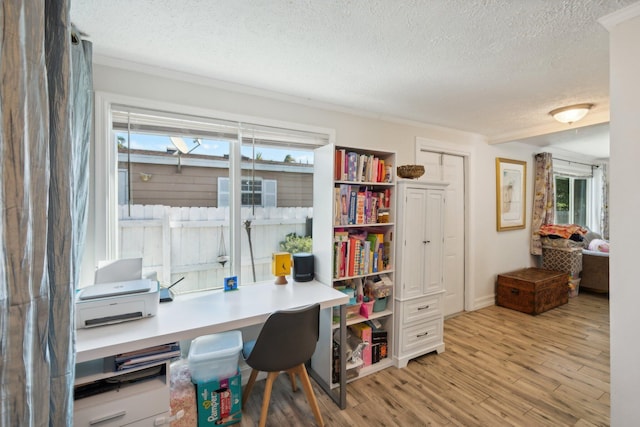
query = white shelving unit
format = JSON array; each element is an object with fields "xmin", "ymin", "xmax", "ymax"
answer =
[
  {"xmin": 393, "ymin": 180, "xmax": 448, "ymax": 368},
  {"xmin": 312, "ymin": 144, "xmax": 396, "ymax": 387}
]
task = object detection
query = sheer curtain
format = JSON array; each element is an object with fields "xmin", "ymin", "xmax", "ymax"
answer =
[
  {"xmin": 530, "ymin": 153, "xmax": 555, "ymax": 255},
  {"xmin": 0, "ymin": 1, "xmax": 92, "ymax": 425}
]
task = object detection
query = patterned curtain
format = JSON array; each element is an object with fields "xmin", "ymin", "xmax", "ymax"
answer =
[
  {"xmin": 0, "ymin": 1, "xmax": 92, "ymax": 425},
  {"xmin": 600, "ymin": 162, "xmax": 609, "ymax": 240},
  {"xmin": 530, "ymin": 153, "xmax": 555, "ymax": 255}
]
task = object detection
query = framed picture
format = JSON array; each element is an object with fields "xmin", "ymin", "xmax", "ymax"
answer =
[{"xmin": 496, "ymin": 158, "xmax": 527, "ymax": 231}]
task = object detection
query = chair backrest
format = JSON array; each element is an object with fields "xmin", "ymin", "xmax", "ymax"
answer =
[{"xmin": 245, "ymin": 303, "xmax": 320, "ymax": 372}]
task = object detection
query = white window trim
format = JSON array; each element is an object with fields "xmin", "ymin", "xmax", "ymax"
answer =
[
  {"xmin": 86, "ymin": 91, "xmax": 334, "ymax": 288},
  {"xmin": 553, "ymin": 173, "xmax": 592, "ymax": 227}
]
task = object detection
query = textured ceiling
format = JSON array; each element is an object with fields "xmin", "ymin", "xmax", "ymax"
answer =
[{"xmin": 71, "ymin": 0, "xmax": 635, "ymax": 156}]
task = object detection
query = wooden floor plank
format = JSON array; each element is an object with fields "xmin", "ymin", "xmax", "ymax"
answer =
[{"xmin": 237, "ymin": 292, "xmax": 609, "ymax": 426}]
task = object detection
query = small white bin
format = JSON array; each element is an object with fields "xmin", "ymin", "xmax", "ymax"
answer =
[{"xmin": 188, "ymin": 330, "xmax": 243, "ymax": 383}]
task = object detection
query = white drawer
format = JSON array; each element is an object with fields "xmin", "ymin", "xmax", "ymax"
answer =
[
  {"xmin": 74, "ymin": 376, "xmax": 169, "ymax": 427},
  {"xmin": 402, "ymin": 294, "xmax": 442, "ymax": 324},
  {"xmin": 400, "ymin": 317, "xmax": 443, "ymax": 354}
]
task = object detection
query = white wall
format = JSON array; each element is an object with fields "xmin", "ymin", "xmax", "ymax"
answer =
[
  {"xmin": 603, "ymin": 4, "xmax": 640, "ymax": 425},
  {"xmin": 88, "ymin": 62, "xmax": 540, "ymax": 309}
]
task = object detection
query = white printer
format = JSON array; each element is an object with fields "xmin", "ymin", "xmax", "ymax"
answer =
[
  {"xmin": 76, "ymin": 258, "xmax": 159, "ymax": 329},
  {"xmin": 75, "ymin": 278, "xmax": 159, "ymax": 328}
]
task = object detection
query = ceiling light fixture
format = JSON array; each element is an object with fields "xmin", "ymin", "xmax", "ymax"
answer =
[{"xmin": 549, "ymin": 103, "xmax": 594, "ymax": 124}]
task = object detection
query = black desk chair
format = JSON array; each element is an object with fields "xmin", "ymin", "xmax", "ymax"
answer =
[{"xmin": 242, "ymin": 303, "xmax": 324, "ymax": 427}]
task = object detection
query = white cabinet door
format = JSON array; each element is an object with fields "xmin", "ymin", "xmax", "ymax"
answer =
[
  {"xmin": 424, "ymin": 189, "xmax": 445, "ymax": 294},
  {"xmin": 399, "ymin": 187, "xmax": 428, "ymax": 299}
]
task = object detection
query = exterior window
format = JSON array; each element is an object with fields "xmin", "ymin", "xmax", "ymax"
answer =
[
  {"xmin": 218, "ymin": 177, "xmax": 277, "ymax": 207},
  {"xmin": 554, "ymin": 175, "xmax": 589, "ymax": 226}
]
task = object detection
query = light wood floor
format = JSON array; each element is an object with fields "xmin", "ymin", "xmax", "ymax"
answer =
[{"xmin": 239, "ymin": 292, "xmax": 610, "ymax": 426}]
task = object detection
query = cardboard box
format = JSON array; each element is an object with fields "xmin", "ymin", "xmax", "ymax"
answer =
[
  {"xmin": 349, "ymin": 323, "xmax": 372, "ymax": 366},
  {"xmin": 194, "ymin": 371, "xmax": 242, "ymax": 426}
]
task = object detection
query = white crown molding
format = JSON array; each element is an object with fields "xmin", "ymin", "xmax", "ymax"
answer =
[{"xmin": 599, "ymin": 2, "xmax": 640, "ymax": 31}]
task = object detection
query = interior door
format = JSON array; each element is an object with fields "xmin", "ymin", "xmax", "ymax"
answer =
[{"xmin": 442, "ymin": 155, "xmax": 465, "ymax": 315}]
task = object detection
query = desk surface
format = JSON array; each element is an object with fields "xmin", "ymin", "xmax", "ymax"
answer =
[{"xmin": 76, "ymin": 279, "xmax": 348, "ymax": 363}]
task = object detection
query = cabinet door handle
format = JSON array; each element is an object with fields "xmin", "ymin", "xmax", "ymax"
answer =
[
  {"xmin": 89, "ymin": 410, "xmax": 126, "ymax": 425},
  {"xmin": 417, "ymin": 331, "xmax": 429, "ymax": 338},
  {"xmin": 417, "ymin": 305, "xmax": 430, "ymax": 310}
]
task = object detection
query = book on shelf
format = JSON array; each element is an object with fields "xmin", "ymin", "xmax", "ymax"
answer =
[{"xmin": 347, "ymin": 152, "xmax": 358, "ymax": 182}]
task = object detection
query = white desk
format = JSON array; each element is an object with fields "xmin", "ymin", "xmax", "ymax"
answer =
[{"xmin": 76, "ymin": 279, "xmax": 349, "ymax": 407}]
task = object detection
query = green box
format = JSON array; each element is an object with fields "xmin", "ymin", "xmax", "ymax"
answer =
[{"xmin": 193, "ymin": 371, "xmax": 242, "ymax": 426}]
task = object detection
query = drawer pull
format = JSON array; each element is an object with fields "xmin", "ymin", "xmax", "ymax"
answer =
[
  {"xmin": 417, "ymin": 331, "xmax": 429, "ymax": 338},
  {"xmin": 510, "ymin": 288, "xmax": 520, "ymax": 295},
  {"xmin": 417, "ymin": 305, "xmax": 430, "ymax": 311},
  {"xmin": 89, "ymin": 410, "xmax": 126, "ymax": 425}
]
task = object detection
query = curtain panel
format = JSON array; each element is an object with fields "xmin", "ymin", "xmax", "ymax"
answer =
[
  {"xmin": 600, "ymin": 162, "xmax": 609, "ymax": 240},
  {"xmin": 530, "ymin": 153, "xmax": 555, "ymax": 255},
  {"xmin": 1, "ymin": 1, "xmax": 92, "ymax": 425}
]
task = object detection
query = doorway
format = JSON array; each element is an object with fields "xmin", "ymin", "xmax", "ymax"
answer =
[{"xmin": 416, "ymin": 142, "xmax": 467, "ymax": 317}]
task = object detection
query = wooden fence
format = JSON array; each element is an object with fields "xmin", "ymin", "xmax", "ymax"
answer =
[{"xmin": 118, "ymin": 205, "xmax": 312, "ymax": 293}]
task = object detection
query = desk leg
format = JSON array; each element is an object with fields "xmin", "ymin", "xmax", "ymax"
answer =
[
  {"xmin": 338, "ymin": 303, "xmax": 346, "ymax": 408},
  {"xmin": 309, "ymin": 304, "xmax": 347, "ymax": 410}
]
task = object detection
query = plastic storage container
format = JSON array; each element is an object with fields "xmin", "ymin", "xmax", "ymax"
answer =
[{"xmin": 188, "ymin": 330, "xmax": 243, "ymax": 383}]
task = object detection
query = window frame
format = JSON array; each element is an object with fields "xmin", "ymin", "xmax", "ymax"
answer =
[
  {"xmin": 218, "ymin": 177, "xmax": 277, "ymax": 208},
  {"xmin": 553, "ymin": 173, "xmax": 591, "ymax": 227},
  {"xmin": 85, "ymin": 92, "xmax": 333, "ymax": 289}
]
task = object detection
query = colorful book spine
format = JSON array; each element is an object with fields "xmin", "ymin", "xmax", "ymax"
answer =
[{"xmin": 347, "ymin": 152, "xmax": 358, "ymax": 181}]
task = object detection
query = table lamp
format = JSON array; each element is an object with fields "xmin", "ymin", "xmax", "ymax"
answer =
[{"xmin": 272, "ymin": 252, "xmax": 291, "ymax": 285}]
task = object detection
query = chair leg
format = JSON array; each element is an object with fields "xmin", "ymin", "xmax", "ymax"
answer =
[
  {"xmin": 289, "ymin": 371, "xmax": 298, "ymax": 392},
  {"xmin": 242, "ymin": 368, "xmax": 259, "ymax": 409},
  {"xmin": 293, "ymin": 364, "xmax": 324, "ymax": 427},
  {"xmin": 258, "ymin": 372, "xmax": 279, "ymax": 427}
]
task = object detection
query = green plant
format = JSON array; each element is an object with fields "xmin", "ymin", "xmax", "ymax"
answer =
[{"xmin": 279, "ymin": 232, "xmax": 312, "ymax": 254}]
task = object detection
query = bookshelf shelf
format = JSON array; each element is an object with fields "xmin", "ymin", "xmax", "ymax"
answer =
[{"xmin": 331, "ymin": 308, "xmax": 393, "ymax": 330}]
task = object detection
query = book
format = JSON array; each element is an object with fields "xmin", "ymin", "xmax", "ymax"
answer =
[
  {"xmin": 340, "ymin": 184, "xmax": 350, "ymax": 225},
  {"xmin": 347, "ymin": 152, "xmax": 358, "ymax": 181},
  {"xmin": 355, "ymin": 191, "xmax": 366, "ymax": 224},
  {"xmin": 349, "ymin": 323, "xmax": 372, "ymax": 367},
  {"xmin": 348, "ymin": 188, "xmax": 358, "ymax": 224},
  {"xmin": 339, "ymin": 149, "xmax": 347, "ymax": 180}
]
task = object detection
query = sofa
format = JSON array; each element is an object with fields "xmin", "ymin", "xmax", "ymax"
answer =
[{"xmin": 580, "ymin": 232, "xmax": 610, "ymax": 293}]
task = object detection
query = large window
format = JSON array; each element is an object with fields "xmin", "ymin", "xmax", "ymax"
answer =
[{"xmin": 99, "ymin": 102, "xmax": 329, "ymax": 294}]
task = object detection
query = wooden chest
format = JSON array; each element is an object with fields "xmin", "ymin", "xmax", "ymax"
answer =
[{"xmin": 496, "ymin": 268, "xmax": 568, "ymax": 315}]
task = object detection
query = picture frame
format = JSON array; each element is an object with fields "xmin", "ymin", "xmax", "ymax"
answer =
[
  {"xmin": 224, "ymin": 275, "xmax": 238, "ymax": 291},
  {"xmin": 496, "ymin": 158, "xmax": 527, "ymax": 231}
]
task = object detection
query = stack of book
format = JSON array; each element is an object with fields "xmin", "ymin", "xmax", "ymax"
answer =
[{"xmin": 110, "ymin": 342, "xmax": 181, "ymax": 371}]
